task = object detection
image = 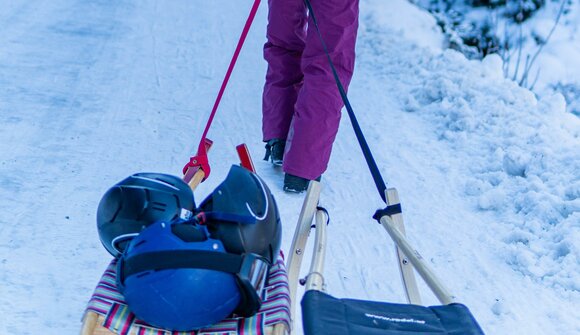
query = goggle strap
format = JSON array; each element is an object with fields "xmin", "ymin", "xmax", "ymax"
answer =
[
  {"xmin": 121, "ymin": 250, "xmax": 244, "ymax": 281},
  {"xmin": 202, "ymin": 211, "xmax": 256, "ymax": 225}
]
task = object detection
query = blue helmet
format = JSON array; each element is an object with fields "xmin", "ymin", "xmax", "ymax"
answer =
[
  {"xmin": 117, "ymin": 166, "xmax": 282, "ymax": 331},
  {"xmin": 117, "ymin": 220, "xmax": 241, "ymax": 330}
]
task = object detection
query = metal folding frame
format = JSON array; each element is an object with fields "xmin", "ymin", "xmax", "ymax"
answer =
[{"xmin": 285, "ymin": 182, "xmax": 457, "ymax": 333}]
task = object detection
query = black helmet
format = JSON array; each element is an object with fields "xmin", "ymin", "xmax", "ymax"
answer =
[
  {"xmin": 97, "ymin": 173, "xmax": 195, "ymax": 257},
  {"xmin": 198, "ymin": 165, "xmax": 281, "ymax": 266},
  {"xmin": 196, "ymin": 164, "xmax": 282, "ymax": 315}
]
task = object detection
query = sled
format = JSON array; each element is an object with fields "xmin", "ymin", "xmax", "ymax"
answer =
[
  {"xmin": 81, "ymin": 143, "xmax": 290, "ymax": 335},
  {"xmin": 82, "ymin": 139, "xmax": 484, "ymax": 334},
  {"xmin": 285, "ymin": 181, "xmax": 485, "ymax": 334}
]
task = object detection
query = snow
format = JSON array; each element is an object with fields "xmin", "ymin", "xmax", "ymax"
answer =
[
  {"xmin": 0, "ymin": 0, "xmax": 578, "ymax": 334},
  {"xmin": 411, "ymin": 0, "xmax": 580, "ymax": 117},
  {"xmin": 513, "ymin": 0, "xmax": 580, "ymax": 93}
]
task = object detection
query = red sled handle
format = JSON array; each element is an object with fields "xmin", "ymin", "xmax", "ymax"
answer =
[
  {"xmin": 183, "ymin": 141, "xmax": 257, "ymax": 191},
  {"xmin": 182, "ymin": 138, "xmax": 213, "ymax": 189},
  {"xmin": 236, "ymin": 144, "xmax": 256, "ymax": 173}
]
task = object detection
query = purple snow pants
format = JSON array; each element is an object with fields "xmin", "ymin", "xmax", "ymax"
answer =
[{"xmin": 262, "ymin": 0, "xmax": 359, "ymax": 180}]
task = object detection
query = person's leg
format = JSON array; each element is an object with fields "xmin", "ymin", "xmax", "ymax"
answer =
[
  {"xmin": 283, "ymin": 0, "xmax": 359, "ymax": 180},
  {"xmin": 262, "ymin": 0, "xmax": 307, "ymax": 142}
]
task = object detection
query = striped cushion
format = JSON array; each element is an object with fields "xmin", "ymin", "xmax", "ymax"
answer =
[{"xmin": 85, "ymin": 254, "xmax": 290, "ymax": 335}]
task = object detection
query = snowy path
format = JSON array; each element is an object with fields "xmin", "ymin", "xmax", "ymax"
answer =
[{"xmin": 0, "ymin": 1, "xmax": 578, "ymax": 334}]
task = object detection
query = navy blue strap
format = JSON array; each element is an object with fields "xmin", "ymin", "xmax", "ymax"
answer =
[
  {"xmin": 373, "ymin": 204, "xmax": 403, "ymax": 223},
  {"xmin": 120, "ymin": 250, "xmax": 244, "ymax": 281},
  {"xmin": 203, "ymin": 211, "xmax": 257, "ymax": 225},
  {"xmin": 304, "ymin": 0, "xmax": 388, "ymax": 203},
  {"xmin": 316, "ymin": 206, "xmax": 331, "ymax": 226}
]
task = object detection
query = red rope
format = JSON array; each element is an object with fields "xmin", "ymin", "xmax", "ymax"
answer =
[{"xmin": 184, "ymin": 0, "xmax": 262, "ymax": 180}]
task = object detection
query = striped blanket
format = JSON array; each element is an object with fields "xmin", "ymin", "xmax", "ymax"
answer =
[{"xmin": 84, "ymin": 254, "xmax": 290, "ymax": 335}]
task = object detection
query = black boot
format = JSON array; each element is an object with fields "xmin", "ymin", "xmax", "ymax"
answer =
[
  {"xmin": 283, "ymin": 173, "xmax": 322, "ymax": 193},
  {"xmin": 264, "ymin": 139, "xmax": 285, "ymax": 166}
]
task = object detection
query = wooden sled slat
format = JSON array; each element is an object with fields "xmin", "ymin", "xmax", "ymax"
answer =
[
  {"xmin": 286, "ymin": 181, "xmax": 322, "ymax": 331},
  {"xmin": 80, "ymin": 312, "xmax": 117, "ymax": 335},
  {"xmin": 81, "ymin": 313, "xmax": 286, "ymax": 335},
  {"xmin": 384, "ymin": 188, "xmax": 422, "ymax": 305}
]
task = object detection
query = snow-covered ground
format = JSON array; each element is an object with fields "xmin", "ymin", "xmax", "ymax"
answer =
[{"xmin": 0, "ymin": 0, "xmax": 578, "ymax": 334}]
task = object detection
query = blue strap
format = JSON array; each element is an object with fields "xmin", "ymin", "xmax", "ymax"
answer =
[
  {"xmin": 373, "ymin": 204, "xmax": 403, "ymax": 222},
  {"xmin": 120, "ymin": 250, "xmax": 244, "ymax": 281},
  {"xmin": 203, "ymin": 211, "xmax": 257, "ymax": 224},
  {"xmin": 303, "ymin": 0, "xmax": 388, "ymax": 203}
]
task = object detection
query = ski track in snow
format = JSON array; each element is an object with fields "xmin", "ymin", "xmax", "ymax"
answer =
[{"xmin": 0, "ymin": 0, "xmax": 578, "ymax": 334}]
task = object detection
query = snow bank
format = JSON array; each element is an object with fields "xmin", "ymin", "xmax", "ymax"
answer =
[
  {"xmin": 363, "ymin": 7, "xmax": 580, "ymax": 292},
  {"xmin": 414, "ymin": 52, "xmax": 578, "ymax": 291}
]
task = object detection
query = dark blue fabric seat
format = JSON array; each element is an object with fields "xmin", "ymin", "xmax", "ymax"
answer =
[{"xmin": 301, "ymin": 290, "xmax": 484, "ymax": 335}]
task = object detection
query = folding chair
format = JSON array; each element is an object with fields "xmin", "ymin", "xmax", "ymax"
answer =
[{"xmin": 286, "ymin": 182, "xmax": 485, "ymax": 335}]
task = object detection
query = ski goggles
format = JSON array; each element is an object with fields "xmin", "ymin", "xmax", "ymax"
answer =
[{"xmin": 235, "ymin": 252, "xmax": 270, "ymax": 316}]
